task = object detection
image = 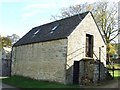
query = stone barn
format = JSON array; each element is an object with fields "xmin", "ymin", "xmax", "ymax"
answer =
[{"xmin": 11, "ymin": 11, "xmax": 107, "ymax": 84}]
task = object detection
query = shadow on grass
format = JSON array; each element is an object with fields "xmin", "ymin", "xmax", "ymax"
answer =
[
  {"xmin": 114, "ymin": 76, "xmax": 120, "ymax": 80},
  {"xmin": 2, "ymin": 75, "xmax": 80, "ymax": 88},
  {"xmin": 2, "ymin": 75, "xmax": 120, "ymax": 89}
]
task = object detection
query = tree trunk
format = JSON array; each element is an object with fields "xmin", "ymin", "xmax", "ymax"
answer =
[{"xmin": 107, "ymin": 53, "xmax": 110, "ymax": 64}]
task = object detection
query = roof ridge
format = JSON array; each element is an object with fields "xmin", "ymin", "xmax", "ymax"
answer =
[
  {"xmin": 13, "ymin": 11, "xmax": 89, "ymax": 46},
  {"xmin": 33, "ymin": 11, "xmax": 90, "ymax": 29}
]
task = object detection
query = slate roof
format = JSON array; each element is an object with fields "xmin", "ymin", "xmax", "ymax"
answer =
[{"xmin": 14, "ymin": 11, "xmax": 89, "ymax": 46}]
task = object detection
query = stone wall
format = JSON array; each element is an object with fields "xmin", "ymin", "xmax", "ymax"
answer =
[
  {"xmin": 12, "ymin": 12, "xmax": 106, "ymax": 84},
  {"xmin": 2, "ymin": 59, "xmax": 11, "ymax": 76},
  {"xmin": 67, "ymin": 12, "xmax": 106, "ymax": 67},
  {"xmin": 0, "ymin": 62, "xmax": 1, "ymax": 76},
  {"xmin": 79, "ymin": 60, "xmax": 108, "ymax": 85},
  {"xmin": 79, "ymin": 59, "xmax": 94, "ymax": 85},
  {"xmin": 12, "ymin": 39, "xmax": 67, "ymax": 84},
  {"xmin": 66, "ymin": 12, "xmax": 106, "ymax": 84}
]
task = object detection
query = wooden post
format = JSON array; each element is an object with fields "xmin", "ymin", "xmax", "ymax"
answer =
[
  {"xmin": 98, "ymin": 47, "xmax": 101, "ymax": 82},
  {"xmin": 9, "ymin": 47, "xmax": 13, "ymax": 77},
  {"xmin": 113, "ymin": 66, "xmax": 114, "ymax": 79}
]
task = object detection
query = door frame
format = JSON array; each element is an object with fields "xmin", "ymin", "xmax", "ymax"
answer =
[
  {"xmin": 85, "ymin": 34, "xmax": 94, "ymax": 58},
  {"xmin": 73, "ymin": 61, "xmax": 80, "ymax": 84}
]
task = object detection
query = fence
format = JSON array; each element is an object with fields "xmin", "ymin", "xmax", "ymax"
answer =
[{"xmin": 108, "ymin": 66, "xmax": 120, "ymax": 79}]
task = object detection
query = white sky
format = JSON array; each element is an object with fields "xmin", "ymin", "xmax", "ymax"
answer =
[{"xmin": 0, "ymin": 0, "xmax": 119, "ymax": 40}]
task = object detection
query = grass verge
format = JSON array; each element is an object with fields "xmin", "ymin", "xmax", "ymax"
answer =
[
  {"xmin": 108, "ymin": 70, "xmax": 120, "ymax": 78},
  {"xmin": 2, "ymin": 76, "xmax": 79, "ymax": 88},
  {"xmin": 106, "ymin": 64, "xmax": 120, "ymax": 69}
]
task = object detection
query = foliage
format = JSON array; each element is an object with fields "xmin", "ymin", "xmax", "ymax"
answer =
[
  {"xmin": 111, "ymin": 43, "xmax": 120, "ymax": 53},
  {"xmin": 0, "ymin": 34, "xmax": 20, "ymax": 48},
  {"xmin": 1, "ymin": 36, "xmax": 12, "ymax": 47},
  {"xmin": 106, "ymin": 64, "xmax": 120, "ymax": 69},
  {"xmin": 108, "ymin": 43, "xmax": 120, "ymax": 59},
  {"xmin": 7, "ymin": 34, "xmax": 20, "ymax": 44},
  {"xmin": 107, "ymin": 43, "xmax": 116, "ymax": 56},
  {"xmin": 109, "ymin": 70, "xmax": 120, "ymax": 78},
  {"xmin": 107, "ymin": 64, "xmax": 120, "ymax": 78},
  {"xmin": 0, "ymin": 35, "xmax": 2, "ymax": 50}
]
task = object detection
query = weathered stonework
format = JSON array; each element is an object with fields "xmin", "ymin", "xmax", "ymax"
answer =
[
  {"xmin": 12, "ymin": 39, "xmax": 67, "ymax": 84},
  {"xmin": 12, "ymin": 12, "xmax": 107, "ymax": 84},
  {"xmin": 79, "ymin": 60, "xmax": 108, "ymax": 85},
  {"xmin": 66, "ymin": 13, "xmax": 106, "ymax": 84}
]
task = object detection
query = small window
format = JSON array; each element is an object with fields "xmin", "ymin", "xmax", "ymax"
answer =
[
  {"xmin": 52, "ymin": 25, "xmax": 59, "ymax": 31},
  {"xmin": 50, "ymin": 31, "xmax": 54, "ymax": 34},
  {"xmin": 50, "ymin": 24, "xmax": 59, "ymax": 34},
  {"xmin": 34, "ymin": 29, "xmax": 40, "ymax": 35},
  {"xmin": 32, "ymin": 29, "xmax": 40, "ymax": 37},
  {"xmin": 86, "ymin": 34, "xmax": 93, "ymax": 57}
]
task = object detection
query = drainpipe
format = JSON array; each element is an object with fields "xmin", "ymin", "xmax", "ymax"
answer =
[
  {"xmin": 9, "ymin": 47, "xmax": 13, "ymax": 77},
  {"xmin": 98, "ymin": 47, "xmax": 101, "ymax": 83}
]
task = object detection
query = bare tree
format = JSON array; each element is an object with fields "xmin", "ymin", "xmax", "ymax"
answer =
[
  {"xmin": 51, "ymin": 3, "xmax": 90, "ymax": 20},
  {"xmin": 7, "ymin": 34, "xmax": 20, "ymax": 45},
  {"xmin": 93, "ymin": 2, "xmax": 118, "ymax": 43},
  {"xmin": 51, "ymin": 1, "xmax": 119, "ymax": 63}
]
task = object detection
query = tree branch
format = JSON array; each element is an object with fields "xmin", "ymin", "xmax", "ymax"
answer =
[
  {"xmin": 110, "ymin": 32, "xmax": 119, "ymax": 42},
  {"xmin": 111, "ymin": 29, "xmax": 119, "ymax": 34}
]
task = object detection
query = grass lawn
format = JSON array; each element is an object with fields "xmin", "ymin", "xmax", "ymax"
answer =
[
  {"xmin": 2, "ymin": 65, "xmax": 120, "ymax": 89},
  {"xmin": 2, "ymin": 76, "xmax": 80, "ymax": 88},
  {"xmin": 106, "ymin": 64, "xmax": 120, "ymax": 69},
  {"xmin": 107, "ymin": 63, "xmax": 120, "ymax": 78},
  {"xmin": 2, "ymin": 75, "xmax": 120, "ymax": 89},
  {"xmin": 109, "ymin": 70, "xmax": 120, "ymax": 78},
  {"xmin": 114, "ymin": 64, "xmax": 120, "ymax": 69}
]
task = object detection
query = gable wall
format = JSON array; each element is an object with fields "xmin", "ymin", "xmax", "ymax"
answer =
[
  {"xmin": 67, "ymin": 12, "xmax": 106, "ymax": 66},
  {"xmin": 66, "ymin": 13, "xmax": 106, "ymax": 83},
  {"xmin": 12, "ymin": 39, "xmax": 67, "ymax": 84}
]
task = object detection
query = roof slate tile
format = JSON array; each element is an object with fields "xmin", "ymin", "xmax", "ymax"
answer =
[{"xmin": 14, "ymin": 11, "xmax": 89, "ymax": 46}]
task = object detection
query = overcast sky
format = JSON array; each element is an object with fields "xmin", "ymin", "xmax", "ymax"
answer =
[{"xmin": 0, "ymin": 0, "xmax": 119, "ymax": 38}]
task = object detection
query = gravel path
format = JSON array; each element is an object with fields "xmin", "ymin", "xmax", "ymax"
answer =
[
  {"xmin": 0, "ymin": 81, "xmax": 20, "ymax": 90},
  {"xmin": 81, "ymin": 79, "xmax": 119, "ymax": 88},
  {"xmin": 96, "ymin": 80, "xmax": 119, "ymax": 88},
  {"xmin": 2, "ymin": 83, "xmax": 16, "ymax": 88}
]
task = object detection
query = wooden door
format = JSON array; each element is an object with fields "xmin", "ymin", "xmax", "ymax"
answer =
[
  {"xmin": 73, "ymin": 61, "xmax": 80, "ymax": 84},
  {"xmin": 86, "ymin": 34, "xmax": 93, "ymax": 57}
]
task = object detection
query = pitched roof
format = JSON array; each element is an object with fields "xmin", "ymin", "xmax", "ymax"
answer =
[{"xmin": 14, "ymin": 11, "xmax": 89, "ymax": 46}]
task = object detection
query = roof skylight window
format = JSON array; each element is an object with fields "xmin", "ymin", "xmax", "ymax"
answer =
[
  {"xmin": 50, "ymin": 31, "xmax": 54, "ymax": 34},
  {"xmin": 32, "ymin": 29, "xmax": 40, "ymax": 38},
  {"xmin": 32, "ymin": 34, "xmax": 36, "ymax": 37},
  {"xmin": 50, "ymin": 24, "xmax": 59, "ymax": 34},
  {"xmin": 52, "ymin": 25, "xmax": 59, "ymax": 31},
  {"xmin": 34, "ymin": 29, "xmax": 40, "ymax": 35}
]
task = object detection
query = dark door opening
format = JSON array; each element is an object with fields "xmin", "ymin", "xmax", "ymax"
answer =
[
  {"xmin": 73, "ymin": 61, "xmax": 80, "ymax": 84},
  {"xmin": 86, "ymin": 34, "xmax": 93, "ymax": 57}
]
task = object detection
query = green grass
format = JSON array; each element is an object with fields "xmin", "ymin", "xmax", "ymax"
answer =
[
  {"xmin": 109, "ymin": 70, "xmax": 120, "ymax": 78},
  {"xmin": 107, "ymin": 64, "xmax": 120, "ymax": 78},
  {"xmin": 107, "ymin": 64, "xmax": 120, "ymax": 69},
  {"xmin": 113, "ymin": 64, "xmax": 120, "ymax": 69},
  {"xmin": 2, "ymin": 76, "xmax": 79, "ymax": 88}
]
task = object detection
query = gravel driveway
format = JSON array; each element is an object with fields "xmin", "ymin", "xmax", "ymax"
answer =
[{"xmin": 81, "ymin": 79, "xmax": 119, "ymax": 89}]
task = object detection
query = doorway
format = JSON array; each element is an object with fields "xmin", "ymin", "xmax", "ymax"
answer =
[
  {"xmin": 73, "ymin": 61, "xmax": 80, "ymax": 84},
  {"xmin": 86, "ymin": 34, "xmax": 93, "ymax": 57}
]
